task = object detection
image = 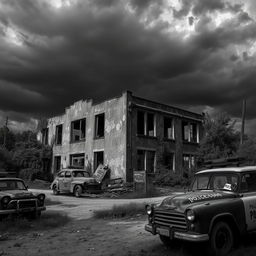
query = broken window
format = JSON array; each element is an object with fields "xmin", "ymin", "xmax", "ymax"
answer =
[
  {"xmin": 137, "ymin": 150, "xmax": 145, "ymax": 171},
  {"xmin": 190, "ymin": 123, "xmax": 198, "ymax": 143},
  {"xmin": 147, "ymin": 113, "xmax": 155, "ymax": 136},
  {"xmin": 54, "ymin": 156, "xmax": 61, "ymax": 173},
  {"xmin": 95, "ymin": 113, "xmax": 105, "ymax": 138},
  {"xmin": 71, "ymin": 118, "xmax": 86, "ymax": 142},
  {"xmin": 146, "ymin": 151, "xmax": 155, "ymax": 173},
  {"xmin": 164, "ymin": 117, "xmax": 174, "ymax": 139},
  {"xmin": 70, "ymin": 154, "xmax": 85, "ymax": 168},
  {"xmin": 183, "ymin": 154, "xmax": 195, "ymax": 170},
  {"xmin": 164, "ymin": 153, "xmax": 175, "ymax": 171},
  {"xmin": 137, "ymin": 111, "xmax": 156, "ymax": 137},
  {"xmin": 182, "ymin": 121, "xmax": 190, "ymax": 142},
  {"xmin": 94, "ymin": 151, "xmax": 104, "ymax": 171},
  {"xmin": 55, "ymin": 124, "xmax": 63, "ymax": 145},
  {"xmin": 41, "ymin": 128, "xmax": 48, "ymax": 145},
  {"xmin": 137, "ymin": 150, "xmax": 155, "ymax": 173},
  {"xmin": 182, "ymin": 121, "xmax": 199, "ymax": 143},
  {"xmin": 137, "ymin": 111, "xmax": 145, "ymax": 135}
]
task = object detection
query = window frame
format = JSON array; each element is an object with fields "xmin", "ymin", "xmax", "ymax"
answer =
[
  {"xmin": 163, "ymin": 116, "xmax": 175, "ymax": 140},
  {"xmin": 137, "ymin": 149, "xmax": 156, "ymax": 173},
  {"xmin": 55, "ymin": 124, "xmax": 63, "ymax": 145},
  {"xmin": 70, "ymin": 153, "xmax": 85, "ymax": 168},
  {"xmin": 94, "ymin": 113, "xmax": 105, "ymax": 139},
  {"xmin": 136, "ymin": 110, "xmax": 156, "ymax": 137},
  {"xmin": 70, "ymin": 118, "xmax": 86, "ymax": 143},
  {"xmin": 182, "ymin": 121, "xmax": 199, "ymax": 143}
]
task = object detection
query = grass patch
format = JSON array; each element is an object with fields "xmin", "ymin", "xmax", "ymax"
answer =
[
  {"xmin": 117, "ymin": 190, "xmax": 160, "ymax": 199},
  {"xmin": 93, "ymin": 202, "xmax": 146, "ymax": 219},
  {"xmin": 0, "ymin": 212, "xmax": 70, "ymax": 233}
]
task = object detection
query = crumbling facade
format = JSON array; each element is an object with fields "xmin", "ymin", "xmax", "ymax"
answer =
[{"xmin": 38, "ymin": 91, "xmax": 203, "ymax": 182}]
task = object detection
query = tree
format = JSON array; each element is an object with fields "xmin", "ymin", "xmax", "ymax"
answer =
[
  {"xmin": 0, "ymin": 127, "xmax": 16, "ymax": 151},
  {"xmin": 237, "ymin": 138, "xmax": 256, "ymax": 165},
  {"xmin": 12, "ymin": 131, "xmax": 52, "ymax": 180},
  {"xmin": 197, "ymin": 112, "xmax": 240, "ymax": 161}
]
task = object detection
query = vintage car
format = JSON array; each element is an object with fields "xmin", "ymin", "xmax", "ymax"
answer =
[
  {"xmin": 51, "ymin": 168, "xmax": 105, "ymax": 197},
  {"xmin": 145, "ymin": 166, "xmax": 256, "ymax": 256},
  {"xmin": 0, "ymin": 178, "xmax": 46, "ymax": 219}
]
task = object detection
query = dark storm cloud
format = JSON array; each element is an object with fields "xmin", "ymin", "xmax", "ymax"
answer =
[
  {"xmin": 0, "ymin": 0, "xmax": 256, "ymax": 135},
  {"xmin": 172, "ymin": 0, "xmax": 242, "ymax": 18}
]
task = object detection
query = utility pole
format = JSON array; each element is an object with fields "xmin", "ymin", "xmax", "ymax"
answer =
[{"xmin": 240, "ymin": 99, "xmax": 246, "ymax": 145}]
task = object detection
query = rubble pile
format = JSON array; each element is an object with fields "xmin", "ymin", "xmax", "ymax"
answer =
[{"xmin": 103, "ymin": 179, "xmax": 133, "ymax": 197}]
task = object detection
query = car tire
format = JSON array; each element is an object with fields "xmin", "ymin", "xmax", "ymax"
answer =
[
  {"xmin": 210, "ymin": 221, "xmax": 233, "ymax": 256},
  {"xmin": 74, "ymin": 185, "xmax": 83, "ymax": 197},
  {"xmin": 52, "ymin": 185, "xmax": 59, "ymax": 195}
]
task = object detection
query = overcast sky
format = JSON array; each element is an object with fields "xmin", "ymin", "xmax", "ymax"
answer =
[{"xmin": 0, "ymin": 0, "xmax": 256, "ymax": 135}]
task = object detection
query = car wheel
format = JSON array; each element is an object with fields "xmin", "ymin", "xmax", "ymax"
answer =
[
  {"xmin": 52, "ymin": 185, "xmax": 59, "ymax": 195},
  {"xmin": 74, "ymin": 185, "xmax": 83, "ymax": 197},
  {"xmin": 210, "ymin": 221, "xmax": 233, "ymax": 256}
]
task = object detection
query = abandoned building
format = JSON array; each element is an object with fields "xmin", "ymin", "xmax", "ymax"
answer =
[{"xmin": 38, "ymin": 91, "xmax": 203, "ymax": 182}]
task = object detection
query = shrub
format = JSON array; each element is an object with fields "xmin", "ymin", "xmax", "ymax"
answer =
[
  {"xmin": 19, "ymin": 168, "xmax": 53, "ymax": 181},
  {"xmin": 154, "ymin": 167, "xmax": 191, "ymax": 187},
  {"xmin": 93, "ymin": 202, "xmax": 146, "ymax": 219},
  {"xmin": 19, "ymin": 168, "xmax": 39, "ymax": 181}
]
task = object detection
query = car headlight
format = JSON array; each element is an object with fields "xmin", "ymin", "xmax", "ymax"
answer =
[
  {"xmin": 37, "ymin": 194, "xmax": 45, "ymax": 201},
  {"xmin": 186, "ymin": 209, "xmax": 195, "ymax": 222},
  {"xmin": 2, "ymin": 196, "xmax": 11, "ymax": 207},
  {"xmin": 146, "ymin": 205, "xmax": 152, "ymax": 215}
]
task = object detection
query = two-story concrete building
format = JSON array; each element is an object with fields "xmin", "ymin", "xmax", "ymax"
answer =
[{"xmin": 38, "ymin": 91, "xmax": 203, "ymax": 182}]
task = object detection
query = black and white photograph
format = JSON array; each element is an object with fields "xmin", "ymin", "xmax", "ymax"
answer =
[{"xmin": 1, "ymin": 0, "xmax": 256, "ymax": 255}]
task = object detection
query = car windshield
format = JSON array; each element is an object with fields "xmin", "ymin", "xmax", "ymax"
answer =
[
  {"xmin": 191, "ymin": 173, "xmax": 239, "ymax": 192},
  {"xmin": 0, "ymin": 180, "xmax": 27, "ymax": 191},
  {"xmin": 72, "ymin": 171, "xmax": 90, "ymax": 178}
]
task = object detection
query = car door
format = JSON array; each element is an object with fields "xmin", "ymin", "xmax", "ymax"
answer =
[
  {"xmin": 240, "ymin": 172, "xmax": 256, "ymax": 231},
  {"xmin": 63, "ymin": 171, "xmax": 73, "ymax": 192},
  {"xmin": 58, "ymin": 171, "xmax": 66, "ymax": 191}
]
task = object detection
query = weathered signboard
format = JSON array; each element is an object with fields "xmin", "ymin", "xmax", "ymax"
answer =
[
  {"xmin": 134, "ymin": 171, "xmax": 146, "ymax": 183},
  {"xmin": 93, "ymin": 164, "xmax": 109, "ymax": 183}
]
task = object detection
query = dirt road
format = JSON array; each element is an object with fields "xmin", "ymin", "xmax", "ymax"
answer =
[
  {"xmin": 30, "ymin": 189, "xmax": 166, "ymax": 219},
  {"xmin": 1, "ymin": 190, "xmax": 255, "ymax": 255},
  {"xmin": 1, "ymin": 216, "xmax": 209, "ymax": 256}
]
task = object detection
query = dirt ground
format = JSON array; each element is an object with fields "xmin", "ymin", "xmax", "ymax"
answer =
[
  {"xmin": 0, "ymin": 214, "xmax": 206, "ymax": 256},
  {"xmin": 1, "ymin": 214, "xmax": 256, "ymax": 256}
]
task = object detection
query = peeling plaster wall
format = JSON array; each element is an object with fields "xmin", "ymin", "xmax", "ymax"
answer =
[{"xmin": 45, "ymin": 92, "xmax": 127, "ymax": 180}]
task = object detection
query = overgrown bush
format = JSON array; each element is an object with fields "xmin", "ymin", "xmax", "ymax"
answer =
[
  {"xmin": 19, "ymin": 168, "xmax": 39, "ymax": 180},
  {"xmin": 154, "ymin": 165, "xmax": 191, "ymax": 187},
  {"xmin": 154, "ymin": 172, "xmax": 190, "ymax": 187},
  {"xmin": 19, "ymin": 168, "xmax": 53, "ymax": 181}
]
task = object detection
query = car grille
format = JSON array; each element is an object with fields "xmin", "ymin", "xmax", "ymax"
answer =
[
  {"xmin": 18, "ymin": 199, "xmax": 37, "ymax": 209},
  {"xmin": 7, "ymin": 199, "xmax": 37, "ymax": 210},
  {"xmin": 154, "ymin": 209, "xmax": 187, "ymax": 230}
]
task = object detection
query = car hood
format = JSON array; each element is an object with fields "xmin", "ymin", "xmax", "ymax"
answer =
[
  {"xmin": 160, "ymin": 190, "xmax": 237, "ymax": 211},
  {"xmin": 0, "ymin": 190, "xmax": 36, "ymax": 199}
]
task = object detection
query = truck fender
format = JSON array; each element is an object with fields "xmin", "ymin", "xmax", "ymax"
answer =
[{"xmin": 209, "ymin": 213, "xmax": 240, "ymax": 235}]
